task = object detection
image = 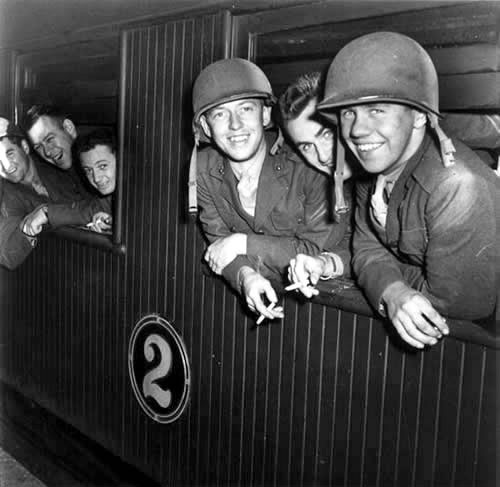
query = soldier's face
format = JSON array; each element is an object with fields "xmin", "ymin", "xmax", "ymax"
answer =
[
  {"xmin": 286, "ymin": 99, "xmax": 338, "ymax": 176},
  {"xmin": 0, "ymin": 137, "xmax": 31, "ymax": 184},
  {"xmin": 200, "ymin": 98, "xmax": 271, "ymax": 163},
  {"xmin": 80, "ymin": 144, "xmax": 116, "ymax": 195},
  {"xmin": 28, "ymin": 116, "xmax": 76, "ymax": 170},
  {"xmin": 340, "ymin": 103, "xmax": 425, "ymax": 175}
]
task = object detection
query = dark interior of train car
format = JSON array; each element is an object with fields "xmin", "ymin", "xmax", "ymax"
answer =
[{"xmin": 0, "ymin": 1, "xmax": 498, "ymax": 486}]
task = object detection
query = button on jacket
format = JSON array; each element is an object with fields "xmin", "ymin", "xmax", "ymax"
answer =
[{"xmin": 353, "ymin": 134, "xmax": 499, "ymax": 321}]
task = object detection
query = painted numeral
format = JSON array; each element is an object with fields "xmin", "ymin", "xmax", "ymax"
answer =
[{"xmin": 142, "ymin": 334, "xmax": 172, "ymax": 408}]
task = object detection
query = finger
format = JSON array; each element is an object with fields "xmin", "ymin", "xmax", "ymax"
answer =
[
  {"xmin": 422, "ymin": 309, "xmax": 448, "ymax": 335},
  {"xmin": 254, "ymin": 298, "xmax": 273, "ymax": 319},
  {"xmin": 299, "ymin": 285, "xmax": 319, "ymax": 298},
  {"xmin": 397, "ymin": 313, "xmax": 438, "ymax": 346},
  {"xmin": 405, "ymin": 298, "xmax": 445, "ymax": 337},
  {"xmin": 404, "ymin": 307, "xmax": 441, "ymax": 338},
  {"xmin": 392, "ymin": 318, "xmax": 426, "ymax": 349}
]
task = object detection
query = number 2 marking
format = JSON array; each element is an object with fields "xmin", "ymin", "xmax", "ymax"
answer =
[{"xmin": 142, "ymin": 334, "xmax": 172, "ymax": 408}]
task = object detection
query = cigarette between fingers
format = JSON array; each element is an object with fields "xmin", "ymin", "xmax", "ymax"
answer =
[
  {"xmin": 256, "ymin": 302, "xmax": 276, "ymax": 325},
  {"xmin": 284, "ymin": 282, "xmax": 305, "ymax": 292}
]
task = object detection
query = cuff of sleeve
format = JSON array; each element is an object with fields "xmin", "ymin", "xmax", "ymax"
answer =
[
  {"xmin": 221, "ymin": 255, "xmax": 257, "ymax": 291},
  {"xmin": 319, "ymin": 252, "xmax": 344, "ymax": 279}
]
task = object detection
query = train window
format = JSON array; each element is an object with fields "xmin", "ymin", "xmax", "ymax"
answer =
[{"xmin": 13, "ymin": 36, "xmax": 125, "ymax": 253}]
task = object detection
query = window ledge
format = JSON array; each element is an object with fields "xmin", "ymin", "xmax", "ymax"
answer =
[
  {"xmin": 43, "ymin": 226, "xmax": 126, "ymax": 255},
  {"xmin": 311, "ymin": 279, "xmax": 500, "ymax": 349}
]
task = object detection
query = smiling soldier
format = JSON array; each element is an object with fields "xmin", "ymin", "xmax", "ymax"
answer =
[
  {"xmin": 317, "ymin": 32, "xmax": 499, "ymax": 349},
  {"xmin": 190, "ymin": 58, "xmax": 337, "ymax": 321}
]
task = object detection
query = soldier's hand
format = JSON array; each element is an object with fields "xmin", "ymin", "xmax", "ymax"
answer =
[
  {"xmin": 288, "ymin": 254, "xmax": 325, "ymax": 298},
  {"xmin": 205, "ymin": 233, "xmax": 247, "ymax": 275},
  {"xmin": 239, "ymin": 267, "xmax": 284, "ymax": 320},
  {"xmin": 381, "ymin": 281, "xmax": 449, "ymax": 349},
  {"xmin": 87, "ymin": 212, "xmax": 112, "ymax": 233},
  {"xmin": 22, "ymin": 206, "xmax": 48, "ymax": 237}
]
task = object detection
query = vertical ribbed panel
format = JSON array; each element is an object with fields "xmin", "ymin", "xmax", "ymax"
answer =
[
  {"xmin": 0, "ymin": 10, "xmax": 497, "ymax": 487},
  {"xmin": 0, "ymin": 49, "xmax": 14, "ymax": 117}
]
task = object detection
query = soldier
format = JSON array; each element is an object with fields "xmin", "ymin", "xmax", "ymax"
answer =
[
  {"xmin": 0, "ymin": 117, "xmax": 90, "ymax": 268},
  {"xmin": 22, "ymin": 129, "xmax": 115, "ymax": 236},
  {"xmin": 315, "ymin": 32, "xmax": 498, "ymax": 348},
  {"xmin": 190, "ymin": 58, "xmax": 338, "ymax": 320}
]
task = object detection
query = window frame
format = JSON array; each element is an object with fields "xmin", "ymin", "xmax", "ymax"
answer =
[{"xmin": 12, "ymin": 33, "xmax": 126, "ymax": 254}]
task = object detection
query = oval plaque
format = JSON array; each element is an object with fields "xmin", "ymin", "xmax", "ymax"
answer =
[{"xmin": 128, "ymin": 314, "xmax": 190, "ymax": 423}]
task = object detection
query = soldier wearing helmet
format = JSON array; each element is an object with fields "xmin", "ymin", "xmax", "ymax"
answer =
[
  {"xmin": 191, "ymin": 58, "xmax": 338, "ymax": 320},
  {"xmin": 315, "ymin": 32, "xmax": 499, "ymax": 349}
]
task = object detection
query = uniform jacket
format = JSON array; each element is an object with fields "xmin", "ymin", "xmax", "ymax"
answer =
[
  {"xmin": 48, "ymin": 194, "xmax": 112, "ymax": 228},
  {"xmin": 0, "ymin": 159, "xmax": 94, "ymax": 269},
  {"xmin": 197, "ymin": 135, "xmax": 342, "ymax": 290},
  {"xmin": 353, "ymin": 134, "xmax": 499, "ymax": 321},
  {"xmin": 0, "ymin": 181, "xmax": 36, "ymax": 270}
]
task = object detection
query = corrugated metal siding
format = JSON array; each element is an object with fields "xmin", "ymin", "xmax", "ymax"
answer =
[{"xmin": 0, "ymin": 10, "xmax": 497, "ymax": 487}]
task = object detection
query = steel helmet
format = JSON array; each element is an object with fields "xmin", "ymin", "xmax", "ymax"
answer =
[
  {"xmin": 192, "ymin": 58, "xmax": 276, "ymax": 130},
  {"xmin": 318, "ymin": 31, "xmax": 455, "ymax": 167}
]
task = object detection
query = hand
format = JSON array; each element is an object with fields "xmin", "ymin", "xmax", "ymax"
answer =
[
  {"xmin": 239, "ymin": 267, "xmax": 284, "ymax": 320},
  {"xmin": 22, "ymin": 206, "xmax": 48, "ymax": 236},
  {"xmin": 381, "ymin": 281, "xmax": 449, "ymax": 349},
  {"xmin": 87, "ymin": 212, "xmax": 112, "ymax": 233},
  {"xmin": 287, "ymin": 254, "xmax": 329, "ymax": 298},
  {"xmin": 204, "ymin": 233, "xmax": 247, "ymax": 275}
]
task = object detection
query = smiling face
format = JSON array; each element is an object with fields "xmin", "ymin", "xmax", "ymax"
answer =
[
  {"xmin": 80, "ymin": 144, "xmax": 116, "ymax": 195},
  {"xmin": 27, "ymin": 116, "xmax": 76, "ymax": 170},
  {"xmin": 339, "ymin": 102, "xmax": 426, "ymax": 175},
  {"xmin": 0, "ymin": 137, "xmax": 31, "ymax": 184},
  {"xmin": 199, "ymin": 98, "xmax": 271, "ymax": 164}
]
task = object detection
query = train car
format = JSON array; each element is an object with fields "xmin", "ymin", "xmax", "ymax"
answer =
[{"xmin": 0, "ymin": 1, "xmax": 498, "ymax": 486}]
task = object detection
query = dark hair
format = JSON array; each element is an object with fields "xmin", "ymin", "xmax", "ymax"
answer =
[
  {"xmin": 278, "ymin": 72, "xmax": 324, "ymax": 123},
  {"xmin": 21, "ymin": 104, "xmax": 68, "ymax": 132},
  {"xmin": 73, "ymin": 128, "xmax": 117, "ymax": 163},
  {"xmin": 0, "ymin": 135, "xmax": 24, "ymax": 148}
]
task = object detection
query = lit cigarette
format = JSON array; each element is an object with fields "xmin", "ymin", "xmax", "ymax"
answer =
[{"xmin": 256, "ymin": 302, "xmax": 276, "ymax": 325}]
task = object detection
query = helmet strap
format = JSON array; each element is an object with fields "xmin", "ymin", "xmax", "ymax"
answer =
[
  {"xmin": 188, "ymin": 132, "xmax": 199, "ymax": 215},
  {"xmin": 429, "ymin": 114, "xmax": 456, "ymax": 168},
  {"xmin": 333, "ymin": 133, "xmax": 349, "ymax": 222},
  {"xmin": 270, "ymin": 126, "xmax": 284, "ymax": 155}
]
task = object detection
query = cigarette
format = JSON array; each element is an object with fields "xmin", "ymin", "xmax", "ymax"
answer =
[
  {"xmin": 284, "ymin": 282, "xmax": 306, "ymax": 292},
  {"xmin": 256, "ymin": 302, "xmax": 276, "ymax": 325}
]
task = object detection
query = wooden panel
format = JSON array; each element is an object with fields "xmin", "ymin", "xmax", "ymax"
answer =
[{"xmin": 0, "ymin": 49, "xmax": 14, "ymax": 117}]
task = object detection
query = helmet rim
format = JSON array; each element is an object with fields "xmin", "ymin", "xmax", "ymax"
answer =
[
  {"xmin": 193, "ymin": 91, "xmax": 276, "ymax": 126},
  {"xmin": 318, "ymin": 94, "xmax": 441, "ymax": 119}
]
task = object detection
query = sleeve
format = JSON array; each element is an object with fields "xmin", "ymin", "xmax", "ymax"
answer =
[
  {"xmin": 246, "ymin": 167, "xmax": 335, "ymax": 272},
  {"xmin": 416, "ymin": 169, "xmax": 497, "ymax": 319},
  {"xmin": 0, "ymin": 215, "xmax": 36, "ymax": 270},
  {"xmin": 351, "ymin": 180, "xmax": 407, "ymax": 309},
  {"xmin": 47, "ymin": 196, "xmax": 111, "ymax": 228},
  {"xmin": 441, "ymin": 113, "xmax": 500, "ymax": 150},
  {"xmin": 197, "ymin": 169, "xmax": 260, "ymax": 291}
]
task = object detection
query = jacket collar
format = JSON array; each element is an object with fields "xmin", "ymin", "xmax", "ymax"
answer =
[{"xmin": 207, "ymin": 132, "xmax": 292, "ymax": 226}]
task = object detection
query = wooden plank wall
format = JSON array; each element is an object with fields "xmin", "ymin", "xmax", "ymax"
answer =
[
  {"xmin": 0, "ymin": 8, "xmax": 497, "ymax": 487},
  {"xmin": 0, "ymin": 49, "xmax": 14, "ymax": 118}
]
